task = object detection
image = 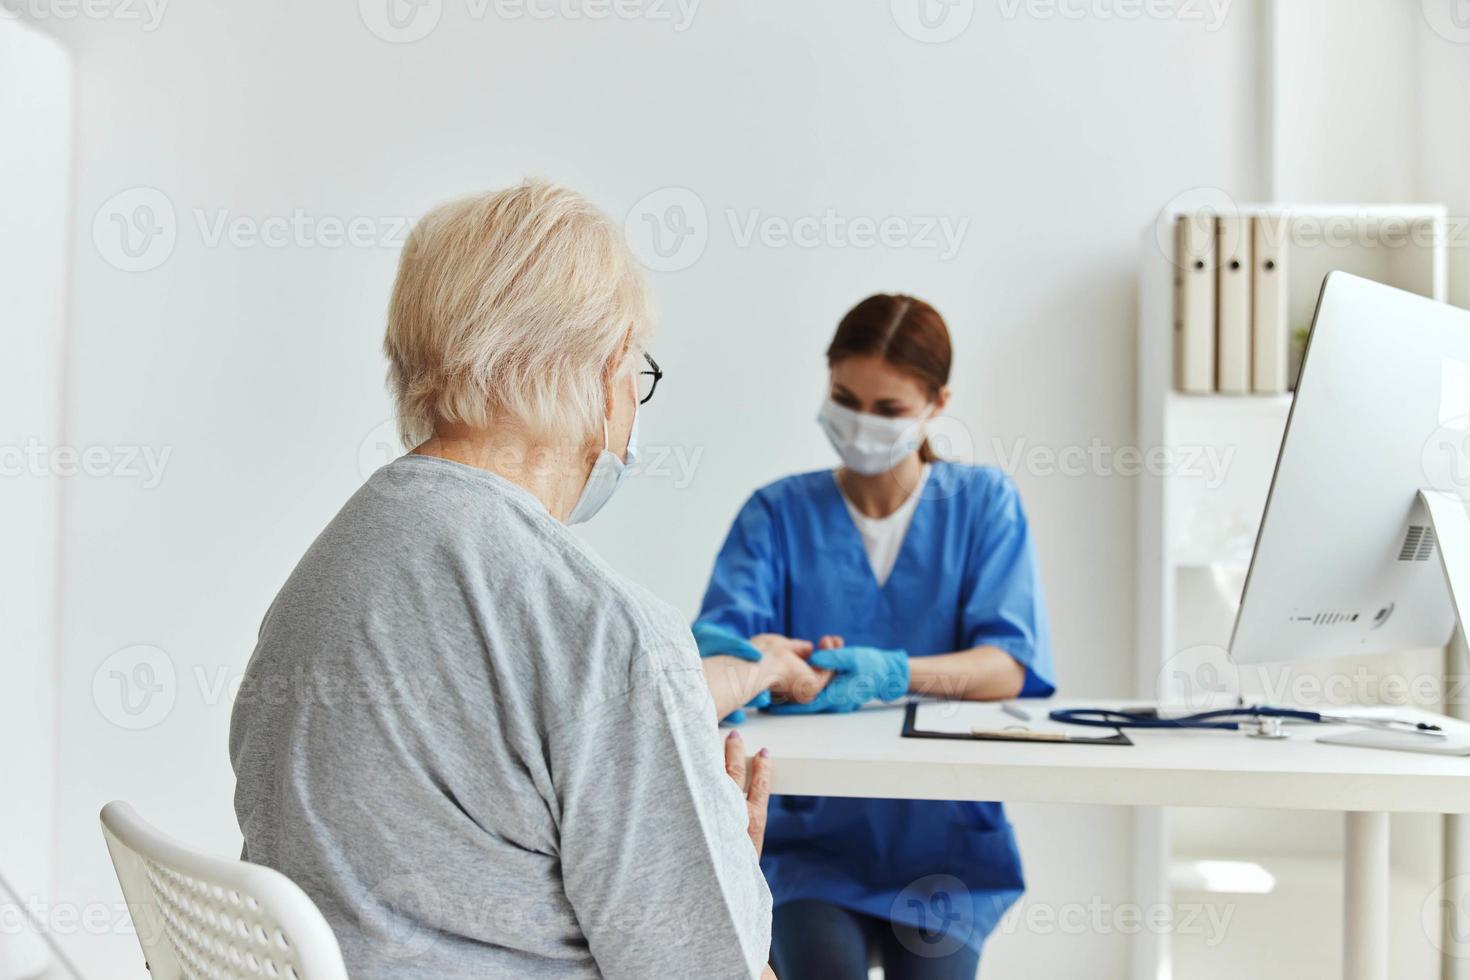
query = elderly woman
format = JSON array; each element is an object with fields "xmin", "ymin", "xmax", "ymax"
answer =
[{"xmin": 229, "ymin": 181, "xmax": 818, "ymax": 979}]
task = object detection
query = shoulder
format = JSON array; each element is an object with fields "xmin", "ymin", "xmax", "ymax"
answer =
[
  {"xmin": 716, "ymin": 469, "xmax": 838, "ymax": 549},
  {"xmin": 372, "ymin": 457, "xmax": 698, "ymax": 676},
  {"xmin": 522, "ymin": 521, "xmax": 700, "ymax": 678},
  {"xmin": 740, "ymin": 468, "xmax": 837, "ymax": 517},
  {"xmin": 592, "ymin": 565, "xmax": 700, "ymax": 670},
  {"xmin": 927, "ymin": 462, "xmax": 1026, "ymax": 518},
  {"xmin": 538, "ymin": 555, "xmax": 705, "ymax": 734}
]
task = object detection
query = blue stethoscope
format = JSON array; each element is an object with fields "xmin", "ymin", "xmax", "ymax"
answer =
[{"xmin": 1050, "ymin": 705, "xmax": 1444, "ymax": 740}]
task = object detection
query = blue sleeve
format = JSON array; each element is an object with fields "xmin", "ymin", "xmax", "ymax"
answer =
[
  {"xmin": 696, "ymin": 492, "xmax": 784, "ymax": 639},
  {"xmin": 961, "ymin": 474, "xmax": 1056, "ymax": 697}
]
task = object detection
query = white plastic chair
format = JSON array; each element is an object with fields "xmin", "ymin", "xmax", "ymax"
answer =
[{"xmin": 100, "ymin": 801, "xmax": 350, "ymax": 980}]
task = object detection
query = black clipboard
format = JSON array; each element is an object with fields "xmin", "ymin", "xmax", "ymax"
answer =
[{"xmin": 902, "ymin": 701, "xmax": 1133, "ymax": 746}]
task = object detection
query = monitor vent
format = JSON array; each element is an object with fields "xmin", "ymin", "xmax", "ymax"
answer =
[{"xmin": 1398, "ymin": 525, "xmax": 1436, "ymax": 562}]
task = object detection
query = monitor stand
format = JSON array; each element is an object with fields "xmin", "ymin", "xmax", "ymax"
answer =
[
  {"xmin": 1312, "ymin": 490, "xmax": 1470, "ymax": 758},
  {"xmin": 1420, "ymin": 488, "xmax": 1470, "ymax": 643}
]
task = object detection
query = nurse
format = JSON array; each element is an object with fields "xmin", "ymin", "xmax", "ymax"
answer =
[{"xmin": 696, "ymin": 294, "xmax": 1055, "ymax": 979}]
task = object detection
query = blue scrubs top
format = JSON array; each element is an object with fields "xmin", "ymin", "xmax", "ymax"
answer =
[{"xmin": 697, "ymin": 462, "xmax": 1055, "ymax": 951}]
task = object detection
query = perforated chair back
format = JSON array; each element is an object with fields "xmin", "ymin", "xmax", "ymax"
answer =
[{"xmin": 100, "ymin": 801, "xmax": 350, "ymax": 980}]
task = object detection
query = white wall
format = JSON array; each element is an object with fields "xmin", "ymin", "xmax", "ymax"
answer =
[
  {"xmin": 1267, "ymin": 0, "xmax": 1420, "ymax": 202},
  {"xmin": 0, "ymin": 19, "xmax": 70, "ymax": 980},
  {"xmin": 1415, "ymin": 7, "xmax": 1470, "ymax": 309},
  {"xmin": 32, "ymin": 1, "xmax": 1260, "ymax": 975}
]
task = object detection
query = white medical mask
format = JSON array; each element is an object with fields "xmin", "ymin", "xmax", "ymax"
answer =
[
  {"xmin": 566, "ymin": 410, "xmax": 639, "ymax": 525},
  {"xmin": 817, "ymin": 398, "xmax": 927, "ymax": 476}
]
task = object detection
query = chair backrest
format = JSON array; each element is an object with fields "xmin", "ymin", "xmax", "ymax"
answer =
[{"xmin": 100, "ymin": 801, "xmax": 350, "ymax": 980}]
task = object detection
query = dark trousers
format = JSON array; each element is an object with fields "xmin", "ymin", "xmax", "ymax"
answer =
[{"xmin": 770, "ymin": 899, "xmax": 983, "ymax": 980}]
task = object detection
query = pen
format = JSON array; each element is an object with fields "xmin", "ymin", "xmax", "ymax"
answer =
[{"xmin": 1001, "ymin": 703, "xmax": 1031, "ymax": 722}]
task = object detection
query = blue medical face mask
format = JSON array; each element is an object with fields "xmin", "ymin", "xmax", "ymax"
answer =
[
  {"xmin": 818, "ymin": 398, "xmax": 927, "ymax": 476},
  {"xmin": 566, "ymin": 409, "xmax": 640, "ymax": 525}
]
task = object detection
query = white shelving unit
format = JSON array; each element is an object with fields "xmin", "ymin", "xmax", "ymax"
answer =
[{"xmin": 1134, "ymin": 203, "xmax": 1450, "ymax": 980}]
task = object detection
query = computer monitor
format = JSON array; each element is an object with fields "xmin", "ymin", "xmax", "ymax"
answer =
[{"xmin": 1230, "ymin": 272, "xmax": 1470, "ymax": 666}]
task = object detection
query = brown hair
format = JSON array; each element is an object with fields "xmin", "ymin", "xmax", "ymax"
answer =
[{"xmin": 826, "ymin": 294, "xmax": 952, "ymax": 463}]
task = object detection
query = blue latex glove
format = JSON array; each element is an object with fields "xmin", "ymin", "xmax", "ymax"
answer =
[
  {"xmin": 766, "ymin": 646, "xmax": 911, "ymax": 714},
  {"xmin": 691, "ymin": 622, "xmax": 771, "ymax": 723}
]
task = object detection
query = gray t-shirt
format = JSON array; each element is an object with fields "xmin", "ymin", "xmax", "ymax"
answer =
[{"xmin": 229, "ymin": 455, "xmax": 771, "ymax": 979}]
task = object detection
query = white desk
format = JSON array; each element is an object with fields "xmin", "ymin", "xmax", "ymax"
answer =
[{"xmin": 737, "ymin": 699, "xmax": 1470, "ymax": 980}]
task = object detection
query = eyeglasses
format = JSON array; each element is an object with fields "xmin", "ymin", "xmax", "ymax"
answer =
[{"xmin": 638, "ymin": 352, "xmax": 662, "ymax": 405}]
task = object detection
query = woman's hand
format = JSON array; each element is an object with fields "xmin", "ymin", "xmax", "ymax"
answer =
[
  {"xmin": 767, "ymin": 645, "xmax": 910, "ymax": 714},
  {"xmin": 750, "ymin": 634, "xmax": 832, "ymax": 704},
  {"xmin": 723, "ymin": 731, "xmax": 772, "ymax": 858}
]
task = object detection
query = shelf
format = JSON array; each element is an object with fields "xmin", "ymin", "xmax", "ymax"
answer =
[
  {"xmin": 1157, "ymin": 202, "xmax": 1447, "ymax": 223},
  {"xmin": 1167, "ymin": 391, "xmax": 1293, "ymax": 411},
  {"xmin": 1134, "ymin": 201, "xmax": 1451, "ymax": 980}
]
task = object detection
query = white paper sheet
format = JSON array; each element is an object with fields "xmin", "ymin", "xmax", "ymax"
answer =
[{"xmin": 912, "ymin": 700, "xmax": 1087, "ymax": 737}]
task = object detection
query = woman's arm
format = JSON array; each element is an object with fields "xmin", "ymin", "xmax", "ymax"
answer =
[
  {"xmin": 701, "ymin": 646, "xmax": 829, "ymax": 721},
  {"xmin": 945, "ymin": 475, "xmax": 1055, "ymax": 700},
  {"xmin": 907, "ymin": 646, "xmax": 1026, "ymax": 702},
  {"xmin": 814, "ymin": 634, "xmax": 1025, "ymax": 703},
  {"xmin": 559, "ymin": 651, "xmax": 776, "ymax": 980}
]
